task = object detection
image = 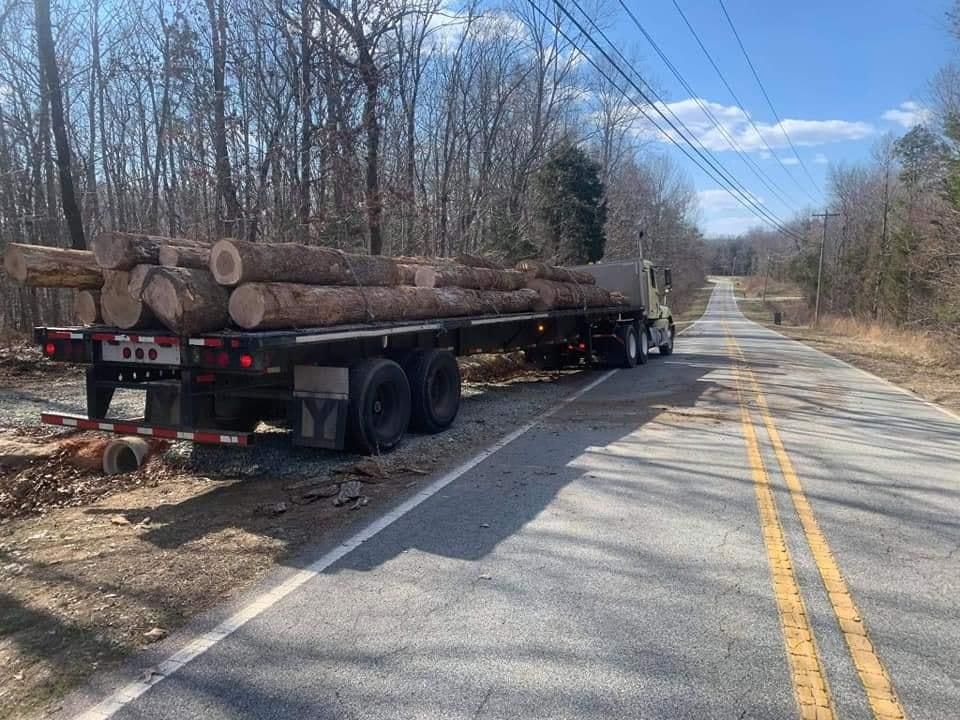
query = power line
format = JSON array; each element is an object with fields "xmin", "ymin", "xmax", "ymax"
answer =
[
  {"xmin": 560, "ymin": 0, "xmax": 797, "ymax": 236},
  {"xmin": 717, "ymin": 0, "xmax": 822, "ymax": 196},
  {"xmin": 530, "ymin": 0, "xmax": 803, "ymax": 240},
  {"xmin": 614, "ymin": 0, "xmax": 797, "ymax": 213},
  {"xmin": 671, "ymin": 0, "xmax": 818, "ymax": 204}
]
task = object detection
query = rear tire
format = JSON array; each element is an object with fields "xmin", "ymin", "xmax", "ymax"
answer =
[
  {"xmin": 347, "ymin": 358, "xmax": 411, "ymax": 454},
  {"xmin": 403, "ymin": 349, "xmax": 461, "ymax": 433},
  {"xmin": 637, "ymin": 327, "xmax": 649, "ymax": 365}
]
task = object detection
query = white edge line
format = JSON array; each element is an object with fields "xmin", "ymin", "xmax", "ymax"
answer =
[{"xmin": 74, "ymin": 367, "xmax": 620, "ymax": 720}]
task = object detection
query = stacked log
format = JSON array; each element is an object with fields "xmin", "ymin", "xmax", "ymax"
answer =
[
  {"xmin": 92, "ymin": 232, "xmax": 212, "ymax": 270},
  {"xmin": 159, "ymin": 244, "xmax": 211, "ymax": 269},
  {"xmin": 516, "ymin": 259, "xmax": 596, "ymax": 285},
  {"xmin": 414, "ymin": 265, "xmax": 526, "ymax": 291},
  {"xmin": 526, "ymin": 279, "xmax": 624, "ymax": 311},
  {"xmin": 142, "ymin": 267, "xmax": 229, "ymax": 335},
  {"xmin": 100, "ymin": 270, "xmax": 155, "ymax": 329},
  {"xmin": 76, "ymin": 290, "xmax": 102, "ymax": 324},
  {"xmin": 229, "ymin": 284, "xmax": 539, "ymax": 330},
  {"xmin": 3, "ymin": 243, "xmax": 103, "ymax": 289}
]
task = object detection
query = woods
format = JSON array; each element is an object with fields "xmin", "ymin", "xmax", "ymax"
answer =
[{"xmin": 0, "ymin": 0, "xmax": 707, "ymax": 334}]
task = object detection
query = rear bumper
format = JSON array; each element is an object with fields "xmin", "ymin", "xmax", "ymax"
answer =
[{"xmin": 40, "ymin": 413, "xmax": 253, "ymax": 446}]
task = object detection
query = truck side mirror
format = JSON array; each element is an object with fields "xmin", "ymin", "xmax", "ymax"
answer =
[{"xmin": 664, "ymin": 268, "xmax": 673, "ymax": 291}]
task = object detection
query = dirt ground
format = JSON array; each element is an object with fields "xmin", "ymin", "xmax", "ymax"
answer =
[{"xmin": 0, "ymin": 351, "xmax": 588, "ymax": 720}]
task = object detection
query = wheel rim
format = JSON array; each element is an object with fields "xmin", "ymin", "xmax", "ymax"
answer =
[
  {"xmin": 641, "ymin": 332, "xmax": 648, "ymax": 356},
  {"xmin": 371, "ymin": 383, "xmax": 399, "ymax": 435},
  {"xmin": 628, "ymin": 332, "xmax": 638, "ymax": 360}
]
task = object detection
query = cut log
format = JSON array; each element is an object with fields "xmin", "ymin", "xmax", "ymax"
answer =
[
  {"xmin": 159, "ymin": 244, "xmax": 211, "ymax": 269},
  {"xmin": 397, "ymin": 264, "xmax": 420, "ymax": 285},
  {"xmin": 210, "ymin": 238, "xmax": 405, "ymax": 287},
  {"xmin": 229, "ymin": 283, "xmax": 539, "ymax": 330},
  {"xmin": 141, "ymin": 267, "xmax": 229, "ymax": 335},
  {"xmin": 515, "ymin": 260, "xmax": 596, "ymax": 285},
  {"xmin": 3, "ymin": 243, "xmax": 103, "ymax": 288},
  {"xmin": 92, "ymin": 231, "xmax": 212, "ymax": 270},
  {"xmin": 414, "ymin": 265, "xmax": 526, "ymax": 291},
  {"xmin": 76, "ymin": 290, "xmax": 102, "ymax": 324},
  {"xmin": 455, "ymin": 253, "xmax": 503, "ymax": 270},
  {"xmin": 526, "ymin": 279, "xmax": 623, "ymax": 311},
  {"xmin": 101, "ymin": 270, "xmax": 155, "ymax": 329},
  {"xmin": 127, "ymin": 264, "xmax": 159, "ymax": 300}
]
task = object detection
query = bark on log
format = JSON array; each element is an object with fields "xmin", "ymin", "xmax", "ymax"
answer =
[
  {"xmin": 3, "ymin": 243, "xmax": 103, "ymax": 288},
  {"xmin": 515, "ymin": 260, "xmax": 596, "ymax": 285},
  {"xmin": 414, "ymin": 265, "xmax": 526, "ymax": 291},
  {"xmin": 455, "ymin": 253, "xmax": 503, "ymax": 270},
  {"xmin": 159, "ymin": 244, "xmax": 212, "ymax": 269},
  {"xmin": 101, "ymin": 270, "xmax": 155, "ymax": 329},
  {"xmin": 229, "ymin": 283, "xmax": 539, "ymax": 330},
  {"xmin": 526, "ymin": 279, "xmax": 623, "ymax": 311},
  {"xmin": 142, "ymin": 267, "xmax": 230, "ymax": 336},
  {"xmin": 76, "ymin": 290, "xmax": 102, "ymax": 324},
  {"xmin": 92, "ymin": 231, "xmax": 212, "ymax": 270},
  {"xmin": 210, "ymin": 238, "xmax": 405, "ymax": 287}
]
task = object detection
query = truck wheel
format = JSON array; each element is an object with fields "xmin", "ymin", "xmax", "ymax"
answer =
[
  {"xmin": 403, "ymin": 349, "xmax": 461, "ymax": 433},
  {"xmin": 636, "ymin": 327, "xmax": 649, "ymax": 365},
  {"xmin": 659, "ymin": 326, "xmax": 675, "ymax": 356},
  {"xmin": 347, "ymin": 358, "xmax": 411, "ymax": 454}
]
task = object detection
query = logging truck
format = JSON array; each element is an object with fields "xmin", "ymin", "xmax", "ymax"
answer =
[{"xmin": 33, "ymin": 257, "xmax": 674, "ymax": 454}]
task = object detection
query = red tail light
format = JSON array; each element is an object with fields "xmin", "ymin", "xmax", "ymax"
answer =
[
  {"xmin": 239, "ymin": 353, "xmax": 253, "ymax": 369},
  {"xmin": 122, "ymin": 347, "xmax": 132, "ymax": 359},
  {"xmin": 148, "ymin": 348, "xmax": 158, "ymax": 361},
  {"xmin": 44, "ymin": 343, "xmax": 56, "ymax": 356}
]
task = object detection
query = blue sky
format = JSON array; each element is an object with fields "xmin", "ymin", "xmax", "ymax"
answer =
[{"xmin": 605, "ymin": 0, "xmax": 955, "ymax": 236}]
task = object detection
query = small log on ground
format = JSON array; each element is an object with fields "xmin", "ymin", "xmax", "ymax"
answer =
[
  {"xmin": 3, "ymin": 243, "xmax": 103, "ymax": 288},
  {"xmin": 414, "ymin": 265, "xmax": 526, "ymax": 291},
  {"xmin": 526, "ymin": 279, "xmax": 623, "ymax": 311},
  {"xmin": 516, "ymin": 260, "xmax": 596, "ymax": 285},
  {"xmin": 159, "ymin": 244, "xmax": 212, "ymax": 269},
  {"xmin": 142, "ymin": 267, "xmax": 229, "ymax": 335},
  {"xmin": 76, "ymin": 290, "xmax": 102, "ymax": 324},
  {"xmin": 92, "ymin": 231, "xmax": 212, "ymax": 270},
  {"xmin": 229, "ymin": 283, "xmax": 539, "ymax": 330},
  {"xmin": 101, "ymin": 270, "xmax": 155, "ymax": 329},
  {"xmin": 210, "ymin": 238, "xmax": 405, "ymax": 287}
]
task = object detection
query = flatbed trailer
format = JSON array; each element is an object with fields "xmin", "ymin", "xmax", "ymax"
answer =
[{"xmin": 34, "ymin": 300, "xmax": 670, "ymax": 454}]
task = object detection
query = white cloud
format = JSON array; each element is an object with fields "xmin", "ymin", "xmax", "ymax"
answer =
[
  {"xmin": 641, "ymin": 98, "xmax": 874, "ymax": 153},
  {"xmin": 813, "ymin": 153, "xmax": 829, "ymax": 165},
  {"xmin": 881, "ymin": 101, "xmax": 932, "ymax": 129},
  {"xmin": 697, "ymin": 188, "xmax": 769, "ymax": 236}
]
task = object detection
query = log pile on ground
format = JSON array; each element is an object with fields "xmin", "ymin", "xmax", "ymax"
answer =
[{"xmin": 3, "ymin": 233, "xmax": 625, "ymax": 335}]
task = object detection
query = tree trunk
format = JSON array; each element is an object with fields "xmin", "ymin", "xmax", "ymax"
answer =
[
  {"xmin": 526, "ymin": 279, "xmax": 622, "ymax": 311},
  {"xmin": 210, "ymin": 238, "xmax": 405, "ymax": 286},
  {"xmin": 229, "ymin": 283, "xmax": 539, "ymax": 330},
  {"xmin": 516, "ymin": 260, "xmax": 597, "ymax": 285},
  {"xmin": 415, "ymin": 265, "xmax": 526, "ymax": 291},
  {"xmin": 3, "ymin": 243, "xmax": 103, "ymax": 288},
  {"xmin": 76, "ymin": 289, "xmax": 102, "ymax": 324},
  {"xmin": 34, "ymin": 0, "xmax": 86, "ymax": 250},
  {"xmin": 142, "ymin": 267, "xmax": 229, "ymax": 335},
  {"xmin": 93, "ymin": 231, "xmax": 212, "ymax": 270},
  {"xmin": 101, "ymin": 270, "xmax": 154, "ymax": 328},
  {"xmin": 159, "ymin": 244, "xmax": 212, "ymax": 269}
]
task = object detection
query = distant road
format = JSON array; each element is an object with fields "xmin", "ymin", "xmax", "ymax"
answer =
[{"xmin": 65, "ymin": 280, "xmax": 959, "ymax": 720}]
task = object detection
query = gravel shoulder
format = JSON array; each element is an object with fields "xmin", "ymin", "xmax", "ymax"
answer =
[{"xmin": 0, "ymin": 361, "xmax": 599, "ymax": 720}]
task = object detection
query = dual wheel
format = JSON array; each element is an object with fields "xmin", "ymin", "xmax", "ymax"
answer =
[{"xmin": 347, "ymin": 350, "xmax": 461, "ymax": 454}]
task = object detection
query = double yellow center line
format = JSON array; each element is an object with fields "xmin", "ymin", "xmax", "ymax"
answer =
[{"xmin": 724, "ymin": 325, "xmax": 907, "ymax": 720}]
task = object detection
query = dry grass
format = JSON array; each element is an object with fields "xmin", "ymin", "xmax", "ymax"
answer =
[{"xmin": 674, "ymin": 284, "xmax": 714, "ymax": 327}]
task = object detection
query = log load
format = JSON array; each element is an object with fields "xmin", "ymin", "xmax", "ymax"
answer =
[
  {"xmin": 414, "ymin": 265, "xmax": 527, "ymax": 291},
  {"xmin": 210, "ymin": 239, "xmax": 406, "ymax": 287},
  {"xmin": 455, "ymin": 254, "xmax": 503, "ymax": 270},
  {"xmin": 141, "ymin": 267, "xmax": 230, "ymax": 336},
  {"xmin": 75, "ymin": 290, "xmax": 102, "ymax": 324},
  {"xmin": 3, "ymin": 243, "xmax": 103, "ymax": 288},
  {"xmin": 92, "ymin": 231, "xmax": 212, "ymax": 270},
  {"xmin": 159, "ymin": 244, "xmax": 211, "ymax": 269},
  {"xmin": 516, "ymin": 260, "xmax": 596, "ymax": 285},
  {"xmin": 127, "ymin": 264, "xmax": 158, "ymax": 300},
  {"xmin": 229, "ymin": 284, "xmax": 539, "ymax": 330},
  {"xmin": 526, "ymin": 279, "xmax": 624, "ymax": 311},
  {"xmin": 100, "ymin": 270, "xmax": 155, "ymax": 329}
]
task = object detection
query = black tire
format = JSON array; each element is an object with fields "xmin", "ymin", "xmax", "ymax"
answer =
[
  {"xmin": 621, "ymin": 325, "xmax": 640, "ymax": 368},
  {"xmin": 347, "ymin": 358, "xmax": 411, "ymax": 454},
  {"xmin": 659, "ymin": 325, "xmax": 675, "ymax": 356},
  {"xmin": 403, "ymin": 349, "xmax": 461, "ymax": 433},
  {"xmin": 637, "ymin": 326, "xmax": 649, "ymax": 365}
]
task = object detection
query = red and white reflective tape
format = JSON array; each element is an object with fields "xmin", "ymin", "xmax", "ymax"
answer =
[
  {"xmin": 91, "ymin": 332, "xmax": 178, "ymax": 345},
  {"xmin": 40, "ymin": 413, "xmax": 251, "ymax": 446},
  {"xmin": 188, "ymin": 338, "xmax": 223, "ymax": 347},
  {"xmin": 47, "ymin": 331, "xmax": 85, "ymax": 340}
]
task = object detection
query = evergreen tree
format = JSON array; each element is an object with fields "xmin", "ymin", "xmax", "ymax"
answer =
[{"xmin": 532, "ymin": 142, "xmax": 607, "ymax": 264}]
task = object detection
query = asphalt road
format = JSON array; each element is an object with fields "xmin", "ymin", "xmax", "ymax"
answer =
[{"xmin": 66, "ymin": 281, "xmax": 959, "ymax": 720}]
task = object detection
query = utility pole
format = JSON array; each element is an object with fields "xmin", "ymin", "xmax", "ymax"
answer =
[{"xmin": 811, "ymin": 212, "xmax": 840, "ymax": 327}]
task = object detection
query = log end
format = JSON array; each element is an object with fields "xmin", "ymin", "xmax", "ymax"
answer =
[
  {"xmin": 228, "ymin": 284, "xmax": 264, "ymax": 329},
  {"xmin": 76, "ymin": 290, "xmax": 102, "ymax": 325},
  {"xmin": 413, "ymin": 266, "xmax": 439, "ymax": 288},
  {"xmin": 210, "ymin": 239, "xmax": 242, "ymax": 285},
  {"xmin": 2, "ymin": 244, "xmax": 26, "ymax": 283}
]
